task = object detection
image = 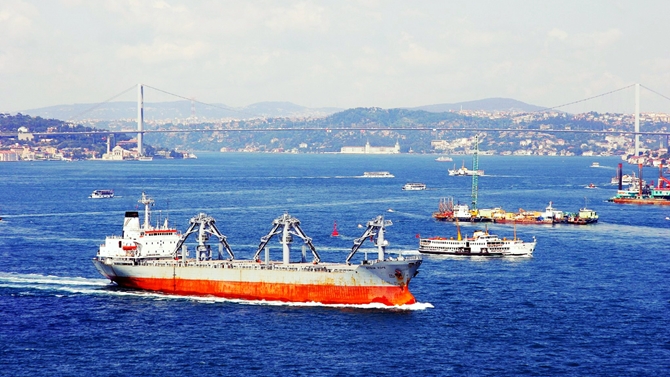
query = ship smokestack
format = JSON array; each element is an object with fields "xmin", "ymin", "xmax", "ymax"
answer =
[
  {"xmin": 618, "ymin": 163, "xmax": 623, "ymax": 190},
  {"xmin": 122, "ymin": 211, "xmax": 140, "ymax": 237}
]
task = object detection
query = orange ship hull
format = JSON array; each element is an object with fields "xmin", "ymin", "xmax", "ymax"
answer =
[
  {"xmin": 112, "ymin": 276, "xmax": 417, "ymax": 306},
  {"xmin": 93, "ymin": 258, "xmax": 422, "ymax": 306}
]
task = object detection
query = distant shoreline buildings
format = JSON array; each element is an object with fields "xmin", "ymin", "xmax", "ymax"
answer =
[{"xmin": 340, "ymin": 141, "xmax": 400, "ymax": 154}]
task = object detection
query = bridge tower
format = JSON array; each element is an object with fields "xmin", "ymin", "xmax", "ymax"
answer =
[
  {"xmin": 137, "ymin": 83, "xmax": 144, "ymax": 157},
  {"xmin": 471, "ymin": 134, "xmax": 479, "ymax": 210},
  {"xmin": 634, "ymin": 83, "xmax": 640, "ymax": 156}
]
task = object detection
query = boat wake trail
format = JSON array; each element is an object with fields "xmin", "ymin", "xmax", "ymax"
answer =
[
  {"xmin": 0, "ymin": 272, "xmax": 110, "ymax": 295},
  {"xmin": 182, "ymin": 296, "xmax": 434, "ymax": 311},
  {"xmin": 0, "ymin": 272, "xmax": 433, "ymax": 311}
]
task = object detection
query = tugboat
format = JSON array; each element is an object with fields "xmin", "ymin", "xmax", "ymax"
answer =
[
  {"xmin": 564, "ymin": 208, "xmax": 599, "ymax": 224},
  {"xmin": 93, "ymin": 193, "xmax": 423, "ymax": 306}
]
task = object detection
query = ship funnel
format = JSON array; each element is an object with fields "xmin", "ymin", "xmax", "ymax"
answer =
[{"xmin": 123, "ymin": 211, "xmax": 140, "ymax": 237}]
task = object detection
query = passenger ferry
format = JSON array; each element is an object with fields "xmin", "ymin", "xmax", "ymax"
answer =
[
  {"xmin": 448, "ymin": 162, "xmax": 484, "ymax": 176},
  {"xmin": 419, "ymin": 229, "xmax": 536, "ymax": 257},
  {"xmin": 362, "ymin": 171, "xmax": 395, "ymax": 178},
  {"xmin": 89, "ymin": 189, "xmax": 114, "ymax": 199},
  {"xmin": 435, "ymin": 156, "xmax": 453, "ymax": 162},
  {"xmin": 402, "ymin": 183, "xmax": 426, "ymax": 191}
]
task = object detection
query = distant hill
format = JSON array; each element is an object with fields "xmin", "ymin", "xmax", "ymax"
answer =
[
  {"xmin": 411, "ymin": 98, "xmax": 546, "ymax": 113},
  {"xmin": 18, "ymin": 97, "xmax": 545, "ymax": 122},
  {"xmin": 19, "ymin": 101, "xmax": 343, "ymax": 121}
]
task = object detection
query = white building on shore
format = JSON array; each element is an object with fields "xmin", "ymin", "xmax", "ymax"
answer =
[{"xmin": 340, "ymin": 141, "xmax": 400, "ymax": 154}]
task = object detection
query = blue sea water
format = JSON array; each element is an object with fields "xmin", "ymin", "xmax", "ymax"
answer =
[{"xmin": 0, "ymin": 153, "xmax": 669, "ymax": 376}]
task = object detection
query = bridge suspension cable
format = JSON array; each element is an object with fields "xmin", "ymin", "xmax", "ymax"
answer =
[
  {"xmin": 640, "ymin": 84, "xmax": 670, "ymax": 103},
  {"xmin": 535, "ymin": 84, "xmax": 636, "ymax": 113},
  {"xmin": 67, "ymin": 84, "xmax": 137, "ymax": 121},
  {"xmin": 142, "ymin": 84, "xmax": 257, "ymax": 118}
]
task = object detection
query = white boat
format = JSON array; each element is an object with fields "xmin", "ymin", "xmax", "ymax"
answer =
[
  {"xmin": 610, "ymin": 173, "xmax": 639, "ymax": 185},
  {"xmin": 402, "ymin": 183, "xmax": 426, "ymax": 191},
  {"xmin": 448, "ymin": 162, "xmax": 483, "ymax": 176},
  {"xmin": 419, "ymin": 229, "xmax": 536, "ymax": 257},
  {"xmin": 89, "ymin": 189, "xmax": 114, "ymax": 199},
  {"xmin": 435, "ymin": 156, "xmax": 453, "ymax": 162},
  {"xmin": 590, "ymin": 162, "xmax": 600, "ymax": 168},
  {"xmin": 362, "ymin": 171, "xmax": 395, "ymax": 178},
  {"xmin": 137, "ymin": 156, "xmax": 153, "ymax": 161}
]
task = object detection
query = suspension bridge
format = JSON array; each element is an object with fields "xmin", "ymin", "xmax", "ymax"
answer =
[{"xmin": 3, "ymin": 83, "xmax": 670, "ymax": 157}]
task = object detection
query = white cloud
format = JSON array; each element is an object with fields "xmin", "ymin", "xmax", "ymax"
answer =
[
  {"xmin": 265, "ymin": 2, "xmax": 328, "ymax": 32},
  {"xmin": 548, "ymin": 28, "xmax": 568, "ymax": 41},
  {"xmin": 1, "ymin": 1, "xmax": 670, "ymax": 112}
]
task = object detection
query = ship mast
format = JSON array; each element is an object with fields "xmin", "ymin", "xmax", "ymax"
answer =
[{"xmin": 138, "ymin": 192, "xmax": 154, "ymax": 230}]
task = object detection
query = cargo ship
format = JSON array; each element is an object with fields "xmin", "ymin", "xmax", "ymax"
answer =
[
  {"xmin": 608, "ymin": 163, "xmax": 670, "ymax": 205},
  {"xmin": 492, "ymin": 202, "xmax": 564, "ymax": 224},
  {"xmin": 93, "ymin": 193, "xmax": 422, "ymax": 306}
]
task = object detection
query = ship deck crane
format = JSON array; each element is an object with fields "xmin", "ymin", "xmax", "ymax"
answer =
[
  {"xmin": 253, "ymin": 213, "xmax": 321, "ymax": 264},
  {"xmin": 346, "ymin": 215, "xmax": 393, "ymax": 264},
  {"xmin": 173, "ymin": 213, "xmax": 235, "ymax": 261}
]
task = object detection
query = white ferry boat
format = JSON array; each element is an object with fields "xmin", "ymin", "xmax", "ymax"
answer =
[
  {"xmin": 89, "ymin": 189, "xmax": 114, "ymax": 199},
  {"xmin": 362, "ymin": 171, "xmax": 395, "ymax": 178},
  {"xmin": 435, "ymin": 156, "xmax": 453, "ymax": 162},
  {"xmin": 447, "ymin": 162, "xmax": 484, "ymax": 176},
  {"xmin": 419, "ymin": 229, "xmax": 536, "ymax": 257},
  {"xmin": 610, "ymin": 173, "xmax": 638, "ymax": 185},
  {"xmin": 402, "ymin": 183, "xmax": 426, "ymax": 191}
]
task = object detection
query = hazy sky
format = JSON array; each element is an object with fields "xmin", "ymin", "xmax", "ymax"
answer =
[{"xmin": 2, "ymin": 0, "xmax": 670, "ymax": 113}]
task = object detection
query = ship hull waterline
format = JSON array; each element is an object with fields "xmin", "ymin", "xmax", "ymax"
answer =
[
  {"xmin": 608, "ymin": 198, "xmax": 670, "ymax": 205},
  {"xmin": 93, "ymin": 259, "xmax": 420, "ymax": 306}
]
